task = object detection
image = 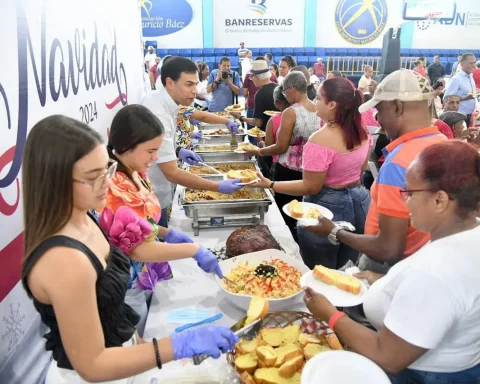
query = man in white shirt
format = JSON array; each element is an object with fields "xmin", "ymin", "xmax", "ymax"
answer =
[
  {"xmin": 358, "ymin": 65, "xmax": 373, "ymax": 93},
  {"xmin": 241, "ymin": 50, "xmax": 252, "ymax": 81},
  {"xmin": 143, "ymin": 57, "xmax": 243, "ymax": 227},
  {"xmin": 238, "ymin": 42, "xmax": 249, "ymax": 78},
  {"xmin": 144, "ymin": 46, "xmax": 157, "ymax": 70}
]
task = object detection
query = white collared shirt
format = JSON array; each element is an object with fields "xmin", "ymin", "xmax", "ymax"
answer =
[{"xmin": 143, "ymin": 87, "xmax": 179, "ymax": 208}]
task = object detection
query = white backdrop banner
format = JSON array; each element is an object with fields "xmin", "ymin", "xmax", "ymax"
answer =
[
  {"xmin": 0, "ymin": 0, "xmax": 148, "ymax": 381},
  {"xmin": 213, "ymin": 0, "xmax": 306, "ymax": 48},
  {"xmin": 409, "ymin": 0, "xmax": 480, "ymax": 49},
  {"xmin": 140, "ymin": 0, "xmax": 204, "ymax": 48}
]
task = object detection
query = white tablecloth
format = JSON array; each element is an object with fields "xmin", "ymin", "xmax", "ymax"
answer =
[{"xmin": 133, "ymin": 186, "xmax": 307, "ymax": 383}]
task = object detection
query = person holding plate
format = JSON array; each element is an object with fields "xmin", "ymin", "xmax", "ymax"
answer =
[{"xmin": 303, "ymin": 140, "xmax": 480, "ymax": 383}]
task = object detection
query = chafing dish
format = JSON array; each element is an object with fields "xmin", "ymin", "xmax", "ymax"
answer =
[
  {"xmin": 185, "ymin": 160, "xmax": 259, "ymax": 178},
  {"xmin": 179, "ymin": 188, "xmax": 274, "ymax": 236},
  {"xmin": 194, "ymin": 144, "xmax": 251, "ymax": 162},
  {"xmin": 199, "ymin": 128, "xmax": 247, "ymax": 144}
]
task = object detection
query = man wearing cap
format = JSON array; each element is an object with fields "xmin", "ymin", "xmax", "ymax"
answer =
[
  {"xmin": 306, "ymin": 69, "xmax": 447, "ymax": 280},
  {"xmin": 144, "ymin": 46, "xmax": 157, "ymax": 70},
  {"xmin": 230, "ymin": 60, "xmax": 277, "ymax": 177}
]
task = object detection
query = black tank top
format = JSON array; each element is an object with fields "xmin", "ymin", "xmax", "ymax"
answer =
[{"xmin": 22, "ymin": 213, "xmax": 140, "ymax": 370}]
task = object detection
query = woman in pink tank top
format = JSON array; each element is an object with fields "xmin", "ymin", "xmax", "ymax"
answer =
[{"xmin": 250, "ymin": 78, "xmax": 371, "ymax": 269}]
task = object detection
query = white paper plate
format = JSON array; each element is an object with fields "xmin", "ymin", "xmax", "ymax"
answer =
[
  {"xmin": 225, "ymin": 107, "xmax": 244, "ymax": 112},
  {"xmin": 282, "ymin": 202, "xmax": 334, "ymax": 222},
  {"xmin": 264, "ymin": 110, "xmax": 281, "ymax": 116},
  {"xmin": 302, "ymin": 351, "xmax": 391, "ymax": 384},
  {"xmin": 300, "ymin": 270, "xmax": 367, "ymax": 307},
  {"xmin": 247, "ymin": 131, "xmax": 266, "ymax": 138}
]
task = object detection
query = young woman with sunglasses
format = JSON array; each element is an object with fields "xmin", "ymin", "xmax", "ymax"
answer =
[{"xmin": 21, "ymin": 115, "xmax": 237, "ymax": 384}]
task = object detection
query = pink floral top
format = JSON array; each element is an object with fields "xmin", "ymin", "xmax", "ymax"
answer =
[{"xmin": 278, "ymin": 103, "xmax": 321, "ymax": 172}]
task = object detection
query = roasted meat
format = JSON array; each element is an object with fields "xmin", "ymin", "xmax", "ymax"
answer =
[{"xmin": 225, "ymin": 225, "xmax": 281, "ymax": 257}]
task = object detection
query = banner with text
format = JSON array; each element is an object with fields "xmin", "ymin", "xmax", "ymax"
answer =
[
  {"xmin": 213, "ymin": 0, "xmax": 306, "ymax": 48},
  {"xmin": 0, "ymin": 0, "xmax": 148, "ymax": 381},
  {"xmin": 140, "ymin": 0, "xmax": 204, "ymax": 48}
]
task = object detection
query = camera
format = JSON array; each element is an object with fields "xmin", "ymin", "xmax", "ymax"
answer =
[{"xmin": 222, "ymin": 70, "xmax": 232, "ymax": 79}]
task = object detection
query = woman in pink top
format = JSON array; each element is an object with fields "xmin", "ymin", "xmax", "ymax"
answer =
[
  {"xmin": 412, "ymin": 59, "xmax": 426, "ymax": 78},
  {"xmin": 250, "ymin": 78, "xmax": 371, "ymax": 269}
]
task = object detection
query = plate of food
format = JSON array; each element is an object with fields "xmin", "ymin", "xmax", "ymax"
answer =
[
  {"xmin": 213, "ymin": 111, "xmax": 233, "ymax": 118},
  {"xmin": 226, "ymin": 104, "xmax": 245, "ymax": 112},
  {"xmin": 216, "ymin": 249, "xmax": 310, "ymax": 311},
  {"xmin": 247, "ymin": 127, "xmax": 266, "ymax": 137},
  {"xmin": 300, "ymin": 265, "xmax": 368, "ymax": 307},
  {"xmin": 234, "ymin": 143, "xmax": 259, "ymax": 153},
  {"xmin": 226, "ymin": 169, "xmax": 260, "ymax": 186},
  {"xmin": 264, "ymin": 110, "xmax": 281, "ymax": 117},
  {"xmin": 282, "ymin": 200, "xmax": 333, "ymax": 226}
]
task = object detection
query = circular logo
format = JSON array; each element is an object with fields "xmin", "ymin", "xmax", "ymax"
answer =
[{"xmin": 335, "ymin": 0, "xmax": 388, "ymax": 45}]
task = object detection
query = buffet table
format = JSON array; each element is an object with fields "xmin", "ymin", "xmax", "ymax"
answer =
[{"xmin": 133, "ymin": 186, "xmax": 308, "ymax": 383}]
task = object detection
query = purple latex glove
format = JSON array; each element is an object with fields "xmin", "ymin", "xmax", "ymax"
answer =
[
  {"xmin": 218, "ymin": 178, "xmax": 243, "ymax": 194},
  {"xmin": 164, "ymin": 229, "xmax": 194, "ymax": 244},
  {"xmin": 226, "ymin": 120, "xmax": 239, "ymax": 134},
  {"xmin": 170, "ymin": 325, "xmax": 239, "ymax": 360},
  {"xmin": 178, "ymin": 148, "xmax": 203, "ymax": 165},
  {"xmin": 194, "ymin": 246, "xmax": 223, "ymax": 278},
  {"xmin": 191, "ymin": 131, "xmax": 203, "ymax": 140},
  {"xmin": 190, "ymin": 118, "xmax": 201, "ymax": 127}
]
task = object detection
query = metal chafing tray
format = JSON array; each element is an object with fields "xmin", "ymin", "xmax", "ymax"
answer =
[
  {"xmin": 179, "ymin": 188, "xmax": 274, "ymax": 236},
  {"xmin": 184, "ymin": 160, "xmax": 260, "ymax": 178},
  {"xmin": 199, "ymin": 128, "xmax": 247, "ymax": 144},
  {"xmin": 194, "ymin": 144, "xmax": 251, "ymax": 161}
]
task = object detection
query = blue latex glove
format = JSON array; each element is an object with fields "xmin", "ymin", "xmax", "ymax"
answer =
[
  {"xmin": 226, "ymin": 120, "xmax": 239, "ymax": 134},
  {"xmin": 194, "ymin": 246, "xmax": 223, "ymax": 278},
  {"xmin": 218, "ymin": 178, "xmax": 243, "ymax": 194},
  {"xmin": 170, "ymin": 325, "xmax": 239, "ymax": 360},
  {"xmin": 164, "ymin": 229, "xmax": 194, "ymax": 244},
  {"xmin": 178, "ymin": 148, "xmax": 203, "ymax": 165},
  {"xmin": 191, "ymin": 131, "xmax": 203, "ymax": 140},
  {"xmin": 190, "ymin": 118, "xmax": 201, "ymax": 127}
]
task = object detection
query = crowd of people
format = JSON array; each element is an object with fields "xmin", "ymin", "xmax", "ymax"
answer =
[{"xmin": 19, "ymin": 43, "xmax": 480, "ymax": 384}]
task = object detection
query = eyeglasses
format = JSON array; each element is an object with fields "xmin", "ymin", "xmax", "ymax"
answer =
[
  {"xmin": 399, "ymin": 188, "xmax": 453, "ymax": 202},
  {"xmin": 73, "ymin": 160, "xmax": 117, "ymax": 192},
  {"xmin": 282, "ymin": 87, "xmax": 292, "ymax": 97}
]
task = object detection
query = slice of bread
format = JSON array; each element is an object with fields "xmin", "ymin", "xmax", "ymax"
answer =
[
  {"xmin": 279, "ymin": 355, "xmax": 304, "ymax": 378},
  {"xmin": 235, "ymin": 353, "xmax": 258, "ymax": 374},
  {"xmin": 256, "ymin": 345, "xmax": 278, "ymax": 367},
  {"xmin": 325, "ymin": 333, "xmax": 343, "ymax": 350},
  {"xmin": 274, "ymin": 344, "xmax": 303, "ymax": 367},
  {"xmin": 254, "ymin": 369, "xmax": 301, "ymax": 384},
  {"xmin": 240, "ymin": 371, "xmax": 256, "ymax": 384},
  {"xmin": 227, "ymin": 169, "xmax": 258, "ymax": 183},
  {"xmin": 237, "ymin": 338, "xmax": 258, "ymax": 354},
  {"xmin": 313, "ymin": 265, "xmax": 339, "ymax": 286},
  {"xmin": 245, "ymin": 296, "xmax": 269, "ymax": 325},
  {"xmin": 336, "ymin": 274, "xmax": 361, "ymax": 295},
  {"xmin": 306, "ymin": 206, "xmax": 322, "ymax": 219},
  {"xmin": 282, "ymin": 325, "xmax": 301, "ymax": 344},
  {"xmin": 261, "ymin": 328, "xmax": 284, "ymax": 347},
  {"xmin": 287, "ymin": 200, "xmax": 304, "ymax": 218},
  {"xmin": 304, "ymin": 343, "xmax": 330, "ymax": 360},
  {"xmin": 313, "ymin": 265, "xmax": 362, "ymax": 295},
  {"xmin": 298, "ymin": 333, "xmax": 322, "ymax": 347}
]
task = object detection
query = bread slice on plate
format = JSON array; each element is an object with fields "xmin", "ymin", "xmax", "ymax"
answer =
[
  {"xmin": 227, "ymin": 169, "xmax": 258, "ymax": 183},
  {"xmin": 336, "ymin": 274, "xmax": 361, "ymax": 295},
  {"xmin": 312, "ymin": 265, "xmax": 339, "ymax": 286},
  {"xmin": 245, "ymin": 296, "xmax": 269, "ymax": 325},
  {"xmin": 298, "ymin": 332, "xmax": 322, "ymax": 347},
  {"xmin": 304, "ymin": 343, "xmax": 331, "ymax": 360},
  {"xmin": 279, "ymin": 355, "xmax": 304, "ymax": 378},
  {"xmin": 287, "ymin": 200, "xmax": 304, "ymax": 218},
  {"xmin": 256, "ymin": 345, "xmax": 278, "ymax": 367},
  {"xmin": 235, "ymin": 353, "xmax": 258, "ymax": 374}
]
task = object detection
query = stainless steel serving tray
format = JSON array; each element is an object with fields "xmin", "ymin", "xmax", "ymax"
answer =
[
  {"xmin": 200, "ymin": 129, "xmax": 247, "ymax": 144},
  {"xmin": 184, "ymin": 160, "xmax": 260, "ymax": 178},
  {"xmin": 194, "ymin": 144, "xmax": 250, "ymax": 161}
]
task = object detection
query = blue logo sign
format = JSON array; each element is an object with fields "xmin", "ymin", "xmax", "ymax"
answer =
[
  {"xmin": 249, "ymin": 0, "xmax": 267, "ymax": 15},
  {"xmin": 140, "ymin": 0, "xmax": 194, "ymax": 37},
  {"xmin": 335, "ymin": 0, "xmax": 388, "ymax": 45}
]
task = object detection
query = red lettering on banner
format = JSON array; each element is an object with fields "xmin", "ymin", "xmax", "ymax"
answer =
[
  {"xmin": 0, "ymin": 146, "xmax": 20, "ymax": 216},
  {"xmin": 0, "ymin": 232, "xmax": 24, "ymax": 301}
]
